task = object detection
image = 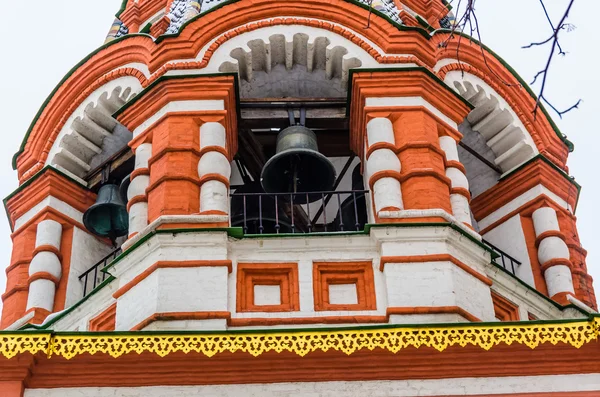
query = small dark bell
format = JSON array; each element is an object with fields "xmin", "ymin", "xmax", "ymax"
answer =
[
  {"xmin": 231, "ymin": 183, "xmax": 293, "ymax": 234},
  {"xmin": 83, "ymin": 184, "xmax": 129, "ymax": 240},
  {"xmin": 261, "ymin": 125, "xmax": 336, "ymax": 203}
]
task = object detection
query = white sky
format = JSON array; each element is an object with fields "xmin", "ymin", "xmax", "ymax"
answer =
[{"xmin": 0, "ymin": 0, "xmax": 598, "ymax": 313}]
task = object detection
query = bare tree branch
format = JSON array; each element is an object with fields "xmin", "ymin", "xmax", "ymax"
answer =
[
  {"xmin": 527, "ymin": 0, "xmax": 580, "ymax": 119},
  {"xmin": 440, "ymin": 0, "xmax": 580, "ymax": 119}
]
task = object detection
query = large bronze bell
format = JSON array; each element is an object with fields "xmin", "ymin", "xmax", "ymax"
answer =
[
  {"xmin": 231, "ymin": 183, "xmax": 293, "ymax": 234},
  {"xmin": 261, "ymin": 125, "xmax": 336, "ymax": 203},
  {"xmin": 83, "ymin": 184, "xmax": 129, "ymax": 241}
]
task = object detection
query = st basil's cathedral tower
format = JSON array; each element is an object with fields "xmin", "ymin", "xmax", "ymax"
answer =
[{"xmin": 0, "ymin": 0, "xmax": 598, "ymax": 396}]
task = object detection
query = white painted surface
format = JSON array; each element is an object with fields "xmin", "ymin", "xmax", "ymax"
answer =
[
  {"xmin": 365, "ymin": 97, "xmax": 458, "ymax": 130},
  {"xmin": 46, "ymin": 77, "xmax": 143, "ymax": 169},
  {"xmin": 66, "ymin": 227, "xmax": 114, "ymax": 308},
  {"xmin": 132, "ymin": 100, "xmax": 225, "ymax": 137},
  {"xmin": 46, "ymin": 226, "xmax": 587, "ymax": 332},
  {"xmin": 254, "ymin": 285, "xmax": 282, "ymax": 306},
  {"xmin": 444, "ymin": 71, "xmax": 538, "ymax": 172},
  {"xmin": 366, "ymin": 148, "xmax": 400, "ymax": 177},
  {"xmin": 135, "ymin": 143, "xmax": 153, "ymax": 169},
  {"xmin": 383, "ymin": 261, "xmax": 494, "ymax": 321},
  {"xmin": 446, "ymin": 167, "xmax": 469, "ymax": 189},
  {"xmin": 538, "ymin": 236, "xmax": 570, "ymax": 264},
  {"xmin": 29, "ymin": 252, "xmax": 62, "ymax": 279},
  {"xmin": 128, "ymin": 202, "xmax": 149, "ymax": 237},
  {"xmin": 450, "ymin": 193, "xmax": 472, "ymax": 225},
  {"xmin": 328, "ymin": 283, "xmax": 358, "ymax": 305},
  {"xmin": 199, "ymin": 122, "xmax": 226, "ymax": 149},
  {"xmin": 545, "ymin": 264, "xmax": 575, "ymax": 297},
  {"xmin": 373, "ymin": 178, "xmax": 404, "ymax": 212},
  {"xmin": 198, "ymin": 151, "xmax": 231, "ymax": 178},
  {"xmin": 14, "ymin": 195, "xmax": 84, "ymax": 231},
  {"xmin": 24, "ymin": 373, "xmax": 600, "ymax": 396},
  {"xmin": 366, "ymin": 117, "xmax": 395, "ymax": 146},
  {"xmin": 532, "ymin": 206, "xmax": 560, "ymax": 235},
  {"xmin": 199, "ymin": 180, "xmax": 229, "ymax": 214},
  {"xmin": 478, "ymin": 184, "xmax": 570, "ymax": 230},
  {"xmin": 35, "ymin": 220, "xmax": 62, "ymax": 248},
  {"xmin": 439, "ymin": 135, "xmax": 459, "ymax": 162},
  {"xmin": 482, "ymin": 215, "xmax": 535, "ymax": 287},
  {"xmin": 116, "ymin": 266, "xmax": 229, "ymax": 330},
  {"xmin": 127, "ymin": 175, "xmax": 150, "ymax": 199},
  {"xmin": 26, "ymin": 279, "xmax": 56, "ymax": 312}
]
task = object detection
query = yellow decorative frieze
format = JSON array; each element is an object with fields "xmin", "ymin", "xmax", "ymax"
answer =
[{"xmin": 2, "ymin": 318, "xmax": 599, "ymax": 360}]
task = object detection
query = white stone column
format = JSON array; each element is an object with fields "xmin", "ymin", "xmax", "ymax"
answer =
[
  {"xmin": 197, "ymin": 122, "xmax": 231, "ymax": 215},
  {"xmin": 532, "ymin": 207, "xmax": 574, "ymax": 298},
  {"xmin": 439, "ymin": 136, "xmax": 472, "ymax": 226},
  {"xmin": 127, "ymin": 143, "xmax": 152, "ymax": 238},
  {"xmin": 26, "ymin": 220, "xmax": 63, "ymax": 313},
  {"xmin": 365, "ymin": 118, "xmax": 403, "ymax": 217}
]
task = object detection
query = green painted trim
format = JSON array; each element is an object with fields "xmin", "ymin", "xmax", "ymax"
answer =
[
  {"xmin": 115, "ymin": 0, "xmax": 128, "ymax": 18},
  {"xmin": 140, "ymin": 23, "xmax": 153, "ymax": 35},
  {"xmin": 101, "ymin": 228, "xmax": 240, "ymax": 274},
  {"xmin": 366, "ymin": 222, "xmax": 496, "ymax": 256},
  {"xmin": 489, "ymin": 259, "xmax": 588, "ymax": 316},
  {"xmin": 415, "ymin": 15, "xmax": 435, "ymax": 32},
  {"xmin": 498, "ymin": 154, "xmax": 581, "ymax": 212},
  {"xmin": 3, "ymin": 166, "xmax": 92, "ymax": 232},
  {"xmin": 430, "ymin": 29, "xmax": 574, "ymax": 152},
  {"xmin": 345, "ymin": 66, "xmax": 475, "ymax": 116},
  {"xmin": 19, "ymin": 276, "xmax": 116, "ymax": 331},
  {"xmin": 11, "ymin": 33, "xmax": 152, "ymax": 170},
  {"xmin": 102, "ymin": 222, "xmax": 494, "ymax": 276}
]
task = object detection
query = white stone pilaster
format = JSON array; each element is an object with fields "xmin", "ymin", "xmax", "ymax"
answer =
[
  {"xmin": 26, "ymin": 220, "xmax": 63, "ymax": 312},
  {"xmin": 532, "ymin": 207, "xmax": 574, "ymax": 298},
  {"xmin": 365, "ymin": 118, "xmax": 403, "ymax": 216},
  {"xmin": 197, "ymin": 122, "xmax": 231, "ymax": 215},
  {"xmin": 127, "ymin": 143, "xmax": 152, "ymax": 238},
  {"xmin": 439, "ymin": 136, "xmax": 472, "ymax": 226}
]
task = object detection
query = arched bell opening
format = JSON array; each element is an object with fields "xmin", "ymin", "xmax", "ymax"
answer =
[
  {"xmin": 217, "ymin": 32, "xmax": 365, "ymax": 99},
  {"xmin": 221, "ymin": 28, "xmax": 373, "ymax": 235},
  {"xmin": 230, "ymin": 102, "xmax": 367, "ymax": 235}
]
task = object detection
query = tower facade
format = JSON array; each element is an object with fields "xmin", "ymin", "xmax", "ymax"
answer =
[{"xmin": 1, "ymin": 0, "xmax": 598, "ymax": 396}]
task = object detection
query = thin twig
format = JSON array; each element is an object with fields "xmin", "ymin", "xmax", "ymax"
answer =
[{"xmin": 528, "ymin": 0, "xmax": 579, "ymax": 118}]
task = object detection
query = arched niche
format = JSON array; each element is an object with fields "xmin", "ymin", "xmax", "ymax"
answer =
[
  {"xmin": 45, "ymin": 76, "xmax": 143, "ymax": 184},
  {"xmin": 208, "ymin": 25, "xmax": 384, "ymax": 98}
]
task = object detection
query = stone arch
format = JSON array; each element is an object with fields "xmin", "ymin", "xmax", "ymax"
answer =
[
  {"xmin": 443, "ymin": 70, "xmax": 539, "ymax": 174},
  {"xmin": 211, "ymin": 26, "xmax": 375, "ymax": 97},
  {"xmin": 46, "ymin": 76, "xmax": 143, "ymax": 184}
]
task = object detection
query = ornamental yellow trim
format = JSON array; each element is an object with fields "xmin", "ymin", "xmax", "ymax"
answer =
[{"xmin": 1, "ymin": 318, "xmax": 599, "ymax": 360}]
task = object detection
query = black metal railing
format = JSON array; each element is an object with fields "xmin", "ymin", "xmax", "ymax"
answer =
[
  {"xmin": 230, "ymin": 190, "xmax": 368, "ymax": 235},
  {"xmin": 483, "ymin": 239, "xmax": 522, "ymax": 276},
  {"xmin": 79, "ymin": 247, "xmax": 122, "ymax": 298}
]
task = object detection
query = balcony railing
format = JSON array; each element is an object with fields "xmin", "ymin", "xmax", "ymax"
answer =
[
  {"xmin": 79, "ymin": 247, "xmax": 122, "ymax": 298},
  {"xmin": 483, "ymin": 239, "xmax": 522, "ymax": 276},
  {"xmin": 230, "ymin": 190, "xmax": 368, "ymax": 235}
]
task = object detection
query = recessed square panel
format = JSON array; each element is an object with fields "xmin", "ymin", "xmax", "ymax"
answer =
[
  {"xmin": 328, "ymin": 283, "xmax": 358, "ymax": 305},
  {"xmin": 254, "ymin": 284, "xmax": 282, "ymax": 306}
]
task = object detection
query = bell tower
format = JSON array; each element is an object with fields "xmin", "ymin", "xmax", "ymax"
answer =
[{"xmin": 0, "ymin": 0, "xmax": 598, "ymax": 395}]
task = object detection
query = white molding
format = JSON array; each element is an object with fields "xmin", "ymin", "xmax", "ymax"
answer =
[
  {"xmin": 365, "ymin": 96, "xmax": 458, "ymax": 130},
  {"xmin": 132, "ymin": 100, "xmax": 225, "ymax": 137}
]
